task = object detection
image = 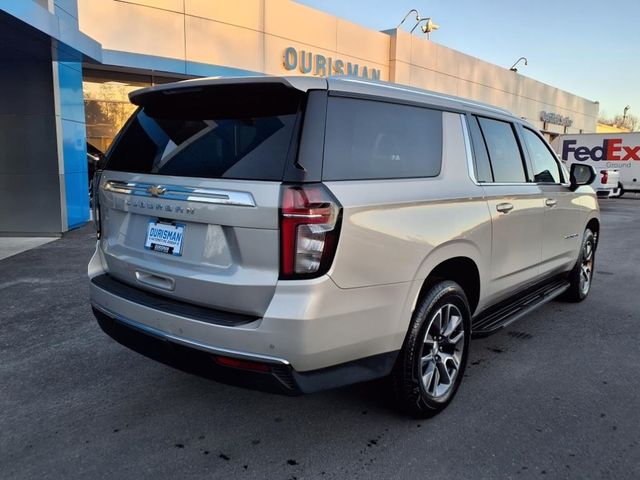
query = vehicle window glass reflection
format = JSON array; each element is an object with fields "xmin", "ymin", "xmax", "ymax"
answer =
[{"xmin": 523, "ymin": 128, "xmax": 562, "ymax": 183}]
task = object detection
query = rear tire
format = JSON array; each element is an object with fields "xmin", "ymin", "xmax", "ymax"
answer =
[
  {"xmin": 392, "ymin": 281, "xmax": 470, "ymax": 417},
  {"xmin": 617, "ymin": 183, "xmax": 625, "ymax": 198},
  {"xmin": 563, "ymin": 228, "xmax": 596, "ymax": 302}
]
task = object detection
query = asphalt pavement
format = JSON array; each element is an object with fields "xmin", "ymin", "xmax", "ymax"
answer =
[{"xmin": 1, "ymin": 195, "xmax": 639, "ymax": 479}]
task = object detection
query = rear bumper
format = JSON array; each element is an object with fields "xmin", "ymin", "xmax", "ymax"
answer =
[
  {"xmin": 89, "ymin": 244, "xmax": 410, "ymax": 392},
  {"xmin": 93, "ymin": 305, "xmax": 397, "ymax": 395},
  {"xmin": 596, "ymin": 188, "xmax": 614, "ymax": 197}
]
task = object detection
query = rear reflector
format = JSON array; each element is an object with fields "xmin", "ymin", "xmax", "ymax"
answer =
[
  {"xmin": 214, "ymin": 356, "xmax": 271, "ymax": 372},
  {"xmin": 279, "ymin": 184, "xmax": 341, "ymax": 279}
]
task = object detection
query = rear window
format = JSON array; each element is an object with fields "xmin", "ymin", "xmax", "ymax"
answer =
[
  {"xmin": 105, "ymin": 85, "xmax": 301, "ymax": 181},
  {"xmin": 322, "ymin": 97, "xmax": 443, "ymax": 180}
]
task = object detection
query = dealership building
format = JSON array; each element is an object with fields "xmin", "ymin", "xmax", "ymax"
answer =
[{"xmin": 0, "ymin": 0, "xmax": 600, "ymax": 235}]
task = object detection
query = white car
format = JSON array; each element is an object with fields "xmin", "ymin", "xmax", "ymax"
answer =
[{"xmin": 594, "ymin": 169, "xmax": 621, "ymax": 198}]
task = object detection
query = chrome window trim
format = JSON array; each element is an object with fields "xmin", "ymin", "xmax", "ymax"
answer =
[
  {"xmin": 92, "ymin": 302, "xmax": 290, "ymax": 366},
  {"xmin": 102, "ymin": 180, "xmax": 256, "ymax": 207},
  {"xmin": 460, "ymin": 114, "xmax": 479, "ymax": 185}
]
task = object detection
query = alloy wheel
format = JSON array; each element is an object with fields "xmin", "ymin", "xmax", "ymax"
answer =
[
  {"xmin": 419, "ymin": 304, "xmax": 465, "ymax": 398},
  {"xmin": 579, "ymin": 237, "xmax": 594, "ymax": 296}
]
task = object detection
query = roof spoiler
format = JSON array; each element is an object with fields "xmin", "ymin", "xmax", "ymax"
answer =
[{"xmin": 129, "ymin": 76, "xmax": 327, "ymax": 106}]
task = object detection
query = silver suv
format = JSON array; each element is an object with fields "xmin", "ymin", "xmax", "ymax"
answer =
[{"xmin": 89, "ymin": 76, "xmax": 599, "ymax": 416}]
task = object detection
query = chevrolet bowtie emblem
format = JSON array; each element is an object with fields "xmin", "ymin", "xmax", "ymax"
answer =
[{"xmin": 147, "ymin": 185, "xmax": 167, "ymax": 197}]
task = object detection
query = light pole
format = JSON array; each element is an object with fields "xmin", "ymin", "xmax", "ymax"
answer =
[
  {"xmin": 623, "ymin": 105, "xmax": 631, "ymax": 127},
  {"xmin": 509, "ymin": 57, "xmax": 528, "ymax": 72},
  {"xmin": 397, "ymin": 9, "xmax": 420, "ymax": 29},
  {"xmin": 397, "ymin": 9, "xmax": 440, "ymax": 39}
]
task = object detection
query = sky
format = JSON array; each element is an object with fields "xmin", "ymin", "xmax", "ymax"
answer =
[{"xmin": 297, "ymin": 0, "xmax": 640, "ymax": 120}]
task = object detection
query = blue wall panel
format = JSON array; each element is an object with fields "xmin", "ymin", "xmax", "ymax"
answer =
[
  {"xmin": 54, "ymin": 0, "xmax": 79, "ymax": 20},
  {"xmin": 58, "ymin": 61, "xmax": 84, "ymax": 121},
  {"xmin": 60, "ymin": 118, "xmax": 86, "ymax": 173},
  {"xmin": 56, "ymin": 61, "xmax": 89, "ymax": 229},
  {"xmin": 64, "ymin": 171, "xmax": 89, "ymax": 229}
]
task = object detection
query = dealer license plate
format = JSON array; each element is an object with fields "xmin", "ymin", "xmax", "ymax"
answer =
[{"xmin": 144, "ymin": 221, "xmax": 185, "ymax": 256}]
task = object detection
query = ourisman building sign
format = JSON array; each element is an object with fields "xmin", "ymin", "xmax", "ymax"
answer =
[
  {"xmin": 283, "ymin": 46, "xmax": 381, "ymax": 80},
  {"xmin": 540, "ymin": 111, "xmax": 573, "ymax": 128}
]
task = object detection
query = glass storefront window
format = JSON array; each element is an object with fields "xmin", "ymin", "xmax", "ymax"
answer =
[
  {"xmin": 82, "ymin": 69, "xmax": 185, "ymax": 154},
  {"xmin": 83, "ymin": 78, "xmax": 146, "ymax": 154}
]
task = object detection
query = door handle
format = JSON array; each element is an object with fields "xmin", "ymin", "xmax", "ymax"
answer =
[
  {"xmin": 496, "ymin": 202, "xmax": 514, "ymax": 213},
  {"xmin": 545, "ymin": 198, "xmax": 558, "ymax": 207}
]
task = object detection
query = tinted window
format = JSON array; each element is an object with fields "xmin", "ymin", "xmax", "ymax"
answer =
[
  {"xmin": 106, "ymin": 109, "xmax": 298, "ymax": 180},
  {"xmin": 323, "ymin": 97, "xmax": 442, "ymax": 180},
  {"xmin": 477, "ymin": 117, "xmax": 527, "ymax": 183},
  {"xmin": 468, "ymin": 116, "xmax": 493, "ymax": 182},
  {"xmin": 523, "ymin": 128, "xmax": 562, "ymax": 183}
]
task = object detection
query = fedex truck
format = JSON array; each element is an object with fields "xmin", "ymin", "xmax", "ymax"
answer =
[{"xmin": 552, "ymin": 133, "xmax": 640, "ymax": 197}]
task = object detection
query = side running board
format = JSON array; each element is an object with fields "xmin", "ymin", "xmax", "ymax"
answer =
[{"xmin": 472, "ymin": 278, "xmax": 570, "ymax": 337}]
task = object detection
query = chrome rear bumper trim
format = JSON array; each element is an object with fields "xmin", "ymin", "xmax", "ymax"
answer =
[
  {"xmin": 92, "ymin": 302, "xmax": 290, "ymax": 366},
  {"xmin": 102, "ymin": 180, "xmax": 256, "ymax": 207}
]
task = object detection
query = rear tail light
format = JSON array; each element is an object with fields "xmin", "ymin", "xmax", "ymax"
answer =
[
  {"xmin": 279, "ymin": 184, "xmax": 342, "ymax": 279},
  {"xmin": 600, "ymin": 170, "xmax": 608, "ymax": 185},
  {"xmin": 92, "ymin": 169, "xmax": 103, "ymax": 239}
]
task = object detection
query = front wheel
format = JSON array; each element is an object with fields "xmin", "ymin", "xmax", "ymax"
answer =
[
  {"xmin": 617, "ymin": 183, "xmax": 625, "ymax": 198},
  {"xmin": 392, "ymin": 281, "xmax": 470, "ymax": 417},
  {"xmin": 563, "ymin": 228, "xmax": 596, "ymax": 302}
]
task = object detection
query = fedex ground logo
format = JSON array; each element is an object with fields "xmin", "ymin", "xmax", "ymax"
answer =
[{"xmin": 562, "ymin": 139, "xmax": 640, "ymax": 162}]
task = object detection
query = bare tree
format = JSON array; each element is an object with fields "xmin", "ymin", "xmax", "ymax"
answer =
[
  {"xmin": 598, "ymin": 112, "xmax": 614, "ymax": 126},
  {"xmin": 598, "ymin": 111, "xmax": 638, "ymax": 131},
  {"xmin": 612, "ymin": 113, "xmax": 639, "ymax": 132}
]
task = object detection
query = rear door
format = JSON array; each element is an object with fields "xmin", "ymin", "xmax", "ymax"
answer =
[
  {"xmin": 97, "ymin": 81, "xmax": 307, "ymax": 316},
  {"xmin": 469, "ymin": 115, "xmax": 545, "ymax": 304}
]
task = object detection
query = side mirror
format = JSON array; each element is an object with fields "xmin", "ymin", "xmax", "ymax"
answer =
[{"xmin": 569, "ymin": 163, "xmax": 596, "ymax": 191}]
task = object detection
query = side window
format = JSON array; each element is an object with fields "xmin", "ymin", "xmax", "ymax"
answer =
[
  {"xmin": 323, "ymin": 97, "xmax": 442, "ymax": 180},
  {"xmin": 477, "ymin": 117, "xmax": 527, "ymax": 183},
  {"xmin": 522, "ymin": 128, "xmax": 562, "ymax": 183},
  {"xmin": 467, "ymin": 116, "xmax": 494, "ymax": 182}
]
